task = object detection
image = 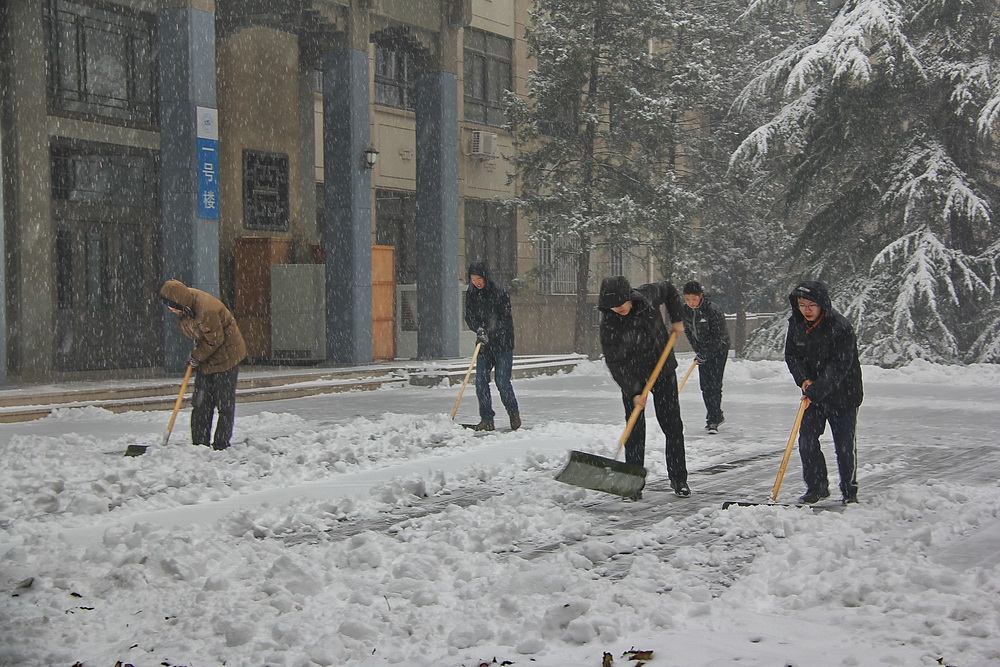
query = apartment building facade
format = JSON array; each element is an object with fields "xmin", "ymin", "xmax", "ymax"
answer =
[{"xmin": 0, "ymin": 0, "xmax": 647, "ymax": 382}]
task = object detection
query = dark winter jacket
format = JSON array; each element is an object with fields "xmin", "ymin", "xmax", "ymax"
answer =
[
  {"xmin": 160, "ymin": 280, "xmax": 247, "ymax": 375},
  {"xmin": 784, "ymin": 280, "xmax": 863, "ymax": 407},
  {"xmin": 682, "ymin": 294, "xmax": 730, "ymax": 355},
  {"xmin": 599, "ymin": 277, "xmax": 684, "ymax": 398},
  {"xmin": 464, "ymin": 261, "xmax": 515, "ymax": 352}
]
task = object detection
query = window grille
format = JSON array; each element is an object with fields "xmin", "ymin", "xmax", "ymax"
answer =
[
  {"xmin": 537, "ymin": 237, "xmax": 578, "ymax": 295},
  {"xmin": 44, "ymin": 0, "xmax": 158, "ymax": 126},
  {"xmin": 463, "ymin": 28, "xmax": 512, "ymax": 128},
  {"xmin": 464, "ymin": 200, "xmax": 516, "ymax": 284}
]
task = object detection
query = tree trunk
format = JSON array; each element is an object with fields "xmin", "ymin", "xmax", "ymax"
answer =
[
  {"xmin": 733, "ymin": 282, "xmax": 748, "ymax": 358},
  {"xmin": 735, "ymin": 310, "xmax": 748, "ymax": 358},
  {"xmin": 573, "ymin": 243, "xmax": 592, "ymax": 354}
]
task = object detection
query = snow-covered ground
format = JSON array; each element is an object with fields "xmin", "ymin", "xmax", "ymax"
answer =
[{"xmin": 1, "ymin": 356, "xmax": 999, "ymax": 667}]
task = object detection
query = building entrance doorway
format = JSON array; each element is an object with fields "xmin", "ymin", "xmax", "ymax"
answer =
[
  {"xmin": 50, "ymin": 141, "xmax": 162, "ymax": 372},
  {"xmin": 53, "ymin": 214, "xmax": 162, "ymax": 371}
]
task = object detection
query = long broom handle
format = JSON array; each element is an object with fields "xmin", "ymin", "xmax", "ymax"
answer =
[
  {"xmin": 450, "ymin": 342, "xmax": 483, "ymax": 419},
  {"xmin": 163, "ymin": 364, "xmax": 194, "ymax": 446},
  {"xmin": 677, "ymin": 359, "xmax": 699, "ymax": 393},
  {"xmin": 616, "ymin": 330, "xmax": 680, "ymax": 455},
  {"xmin": 770, "ymin": 396, "xmax": 811, "ymax": 502}
]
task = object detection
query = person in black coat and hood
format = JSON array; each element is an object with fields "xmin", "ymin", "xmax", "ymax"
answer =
[
  {"xmin": 599, "ymin": 276, "xmax": 689, "ymax": 498},
  {"xmin": 681, "ymin": 281, "xmax": 731, "ymax": 433},
  {"xmin": 464, "ymin": 261, "xmax": 520, "ymax": 431},
  {"xmin": 785, "ymin": 280, "xmax": 864, "ymax": 505}
]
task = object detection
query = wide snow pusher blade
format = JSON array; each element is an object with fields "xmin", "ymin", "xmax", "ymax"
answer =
[
  {"xmin": 554, "ymin": 332, "xmax": 679, "ymax": 498},
  {"xmin": 555, "ymin": 450, "xmax": 647, "ymax": 497}
]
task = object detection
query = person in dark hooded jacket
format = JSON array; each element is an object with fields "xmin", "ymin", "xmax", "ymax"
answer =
[
  {"xmin": 784, "ymin": 280, "xmax": 863, "ymax": 505},
  {"xmin": 160, "ymin": 279, "xmax": 247, "ymax": 450},
  {"xmin": 464, "ymin": 261, "xmax": 520, "ymax": 431},
  {"xmin": 599, "ymin": 276, "xmax": 689, "ymax": 498},
  {"xmin": 681, "ymin": 281, "xmax": 730, "ymax": 432}
]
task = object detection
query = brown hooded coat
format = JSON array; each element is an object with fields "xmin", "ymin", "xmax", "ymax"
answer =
[{"xmin": 160, "ymin": 280, "xmax": 246, "ymax": 375}]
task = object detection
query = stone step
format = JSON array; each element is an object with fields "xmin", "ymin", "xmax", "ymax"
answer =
[{"xmin": 0, "ymin": 354, "xmax": 587, "ymax": 424}]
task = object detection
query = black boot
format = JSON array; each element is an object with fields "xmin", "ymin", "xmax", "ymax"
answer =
[
  {"xmin": 798, "ymin": 488, "xmax": 830, "ymax": 504},
  {"xmin": 509, "ymin": 414, "xmax": 521, "ymax": 431}
]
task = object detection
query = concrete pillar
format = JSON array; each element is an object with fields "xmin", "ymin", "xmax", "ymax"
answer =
[
  {"xmin": 0, "ymin": 48, "xmax": 8, "ymax": 386},
  {"xmin": 321, "ymin": 48, "xmax": 373, "ymax": 365},
  {"xmin": 5, "ymin": 0, "xmax": 54, "ymax": 378},
  {"xmin": 157, "ymin": 6, "xmax": 220, "ymax": 371},
  {"xmin": 415, "ymin": 71, "xmax": 461, "ymax": 359}
]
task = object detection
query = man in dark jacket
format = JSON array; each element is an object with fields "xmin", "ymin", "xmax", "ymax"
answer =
[
  {"xmin": 599, "ymin": 276, "xmax": 689, "ymax": 498},
  {"xmin": 784, "ymin": 280, "xmax": 864, "ymax": 505},
  {"xmin": 681, "ymin": 281, "xmax": 730, "ymax": 433},
  {"xmin": 464, "ymin": 261, "xmax": 520, "ymax": 431},
  {"xmin": 160, "ymin": 279, "xmax": 247, "ymax": 450}
]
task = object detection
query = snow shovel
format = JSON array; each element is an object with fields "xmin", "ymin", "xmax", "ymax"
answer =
[
  {"xmin": 450, "ymin": 342, "xmax": 483, "ymax": 420},
  {"xmin": 677, "ymin": 359, "xmax": 699, "ymax": 393},
  {"xmin": 722, "ymin": 396, "xmax": 810, "ymax": 508},
  {"xmin": 124, "ymin": 364, "xmax": 193, "ymax": 457},
  {"xmin": 554, "ymin": 331, "xmax": 680, "ymax": 498}
]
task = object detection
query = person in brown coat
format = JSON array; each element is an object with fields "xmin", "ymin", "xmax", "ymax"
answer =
[{"xmin": 160, "ymin": 279, "xmax": 247, "ymax": 450}]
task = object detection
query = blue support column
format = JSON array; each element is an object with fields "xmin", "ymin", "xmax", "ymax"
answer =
[
  {"xmin": 322, "ymin": 49, "xmax": 373, "ymax": 365},
  {"xmin": 157, "ymin": 7, "xmax": 219, "ymax": 372},
  {"xmin": 0, "ymin": 106, "xmax": 6, "ymax": 386},
  {"xmin": 415, "ymin": 71, "xmax": 460, "ymax": 359}
]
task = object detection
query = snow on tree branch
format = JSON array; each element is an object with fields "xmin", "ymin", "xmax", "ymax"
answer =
[{"xmin": 883, "ymin": 139, "xmax": 992, "ymax": 229}]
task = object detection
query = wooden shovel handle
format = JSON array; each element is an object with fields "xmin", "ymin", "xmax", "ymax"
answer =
[
  {"xmin": 678, "ymin": 358, "xmax": 699, "ymax": 394},
  {"xmin": 771, "ymin": 396, "xmax": 811, "ymax": 502},
  {"xmin": 163, "ymin": 364, "xmax": 194, "ymax": 446},
  {"xmin": 616, "ymin": 331, "xmax": 680, "ymax": 455},
  {"xmin": 450, "ymin": 342, "xmax": 483, "ymax": 419}
]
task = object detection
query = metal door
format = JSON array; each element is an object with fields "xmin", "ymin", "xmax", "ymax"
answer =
[{"xmin": 53, "ymin": 209, "xmax": 161, "ymax": 371}]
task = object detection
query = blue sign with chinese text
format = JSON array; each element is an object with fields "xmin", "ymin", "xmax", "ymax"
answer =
[{"xmin": 196, "ymin": 107, "xmax": 220, "ymax": 219}]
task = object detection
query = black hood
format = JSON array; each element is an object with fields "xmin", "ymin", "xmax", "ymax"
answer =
[
  {"xmin": 467, "ymin": 260, "xmax": 492, "ymax": 284},
  {"xmin": 598, "ymin": 276, "xmax": 633, "ymax": 311},
  {"xmin": 789, "ymin": 280, "xmax": 833, "ymax": 320}
]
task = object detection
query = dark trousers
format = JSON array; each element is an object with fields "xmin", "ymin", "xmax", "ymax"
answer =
[
  {"xmin": 698, "ymin": 350, "xmax": 727, "ymax": 425},
  {"xmin": 798, "ymin": 402, "xmax": 859, "ymax": 499},
  {"xmin": 476, "ymin": 348, "xmax": 519, "ymax": 422},
  {"xmin": 620, "ymin": 371, "xmax": 687, "ymax": 486},
  {"xmin": 191, "ymin": 365, "xmax": 239, "ymax": 448}
]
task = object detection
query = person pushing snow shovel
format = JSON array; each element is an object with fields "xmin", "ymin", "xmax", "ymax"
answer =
[
  {"xmin": 464, "ymin": 261, "xmax": 521, "ymax": 432},
  {"xmin": 160, "ymin": 279, "xmax": 247, "ymax": 451},
  {"xmin": 784, "ymin": 280, "xmax": 863, "ymax": 505},
  {"xmin": 598, "ymin": 276, "xmax": 689, "ymax": 500}
]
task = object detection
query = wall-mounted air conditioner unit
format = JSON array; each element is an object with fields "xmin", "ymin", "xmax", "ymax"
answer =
[{"xmin": 469, "ymin": 130, "xmax": 498, "ymax": 159}]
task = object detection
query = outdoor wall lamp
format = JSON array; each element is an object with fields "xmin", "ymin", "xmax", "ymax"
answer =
[{"xmin": 363, "ymin": 146, "xmax": 379, "ymax": 169}]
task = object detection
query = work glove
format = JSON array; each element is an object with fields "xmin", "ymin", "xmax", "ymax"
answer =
[
  {"xmin": 187, "ymin": 355, "xmax": 200, "ymax": 369},
  {"xmin": 694, "ymin": 353, "xmax": 705, "ymax": 363},
  {"xmin": 476, "ymin": 328, "xmax": 489, "ymax": 346}
]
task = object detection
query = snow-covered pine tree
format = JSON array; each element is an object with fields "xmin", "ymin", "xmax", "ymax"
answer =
[
  {"xmin": 507, "ymin": 0, "xmax": 697, "ymax": 353},
  {"xmin": 730, "ymin": 0, "xmax": 1000, "ymax": 365},
  {"xmin": 655, "ymin": 0, "xmax": 806, "ymax": 355}
]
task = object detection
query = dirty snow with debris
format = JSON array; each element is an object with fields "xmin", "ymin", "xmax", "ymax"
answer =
[{"xmin": 0, "ymin": 357, "xmax": 999, "ymax": 666}]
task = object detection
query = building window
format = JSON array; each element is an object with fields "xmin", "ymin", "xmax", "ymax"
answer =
[
  {"xmin": 537, "ymin": 237, "xmax": 578, "ymax": 295},
  {"xmin": 82, "ymin": 230, "xmax": 110, "ymax": 309},
  {"xmin": 51, "ymin": 140, "xmax": 159, "ymax": 207},
  {"xmin": 243, "ymin": 150, "xmax": 290, "ymax": 232},
  {"xmin": 376, "ymin": 190, "xmax": 417, "ymax": 284},
  {"xmin": 610, "ymin": 246, "xmax": 625, "ymax": 277},
  {"xmin": 374, "ymin": 41, "xmax": 417, "ymax": 111},
  {"xmin": 44, "ymin": 0, "xmax": 158, "ymax": 126},
  {"xmin": 465, "ymin": 199, "xmax": 516, "ymax": 284},
  {"xmin": 56, "ymin": 231, "xmax": 74, "ymax": 310},
  {"xmin": 463, "ymin": 28, "xmax": 512, "ymax": 128}
]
